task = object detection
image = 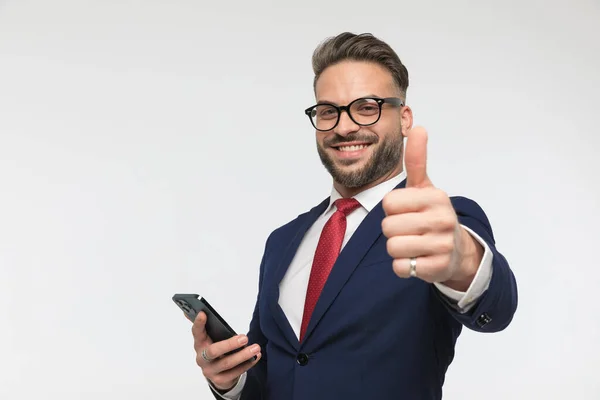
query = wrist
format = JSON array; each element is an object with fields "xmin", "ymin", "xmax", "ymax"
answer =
[
  {"xmin": 212, "ymin": 377, "xmax": 239, "ymax": 393},
  {"xmin": 443, "ymin": 227, "xmax": 482, "ymax": 291}
]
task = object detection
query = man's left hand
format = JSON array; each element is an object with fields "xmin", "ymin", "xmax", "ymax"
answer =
[{"xmin": 381, "ymin": 126, "xmax": 482, "ymax": 289}]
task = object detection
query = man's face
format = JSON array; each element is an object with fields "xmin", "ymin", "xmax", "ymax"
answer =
[{"xmin": 314, "ymin": 61, "xmax": 409, "ymax": 189}]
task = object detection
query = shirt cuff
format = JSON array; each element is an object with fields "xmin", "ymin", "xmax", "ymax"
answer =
[
  {"xmin": 433, "ymin": 225, "xmax": 493, "ymax": 313},
  {"xmin": 207, "ymin": 372, "xmax": 246, "ymax": 400}
]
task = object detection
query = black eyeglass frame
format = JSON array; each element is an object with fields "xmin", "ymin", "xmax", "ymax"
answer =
[{"xmin": 304, "ymin": 97, "xmax": 404, "ymax": 131}]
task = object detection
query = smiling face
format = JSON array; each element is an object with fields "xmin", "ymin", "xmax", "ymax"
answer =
[{"xmin": 314, "ymin": 60, "xmax": 413, "ymax": 197}]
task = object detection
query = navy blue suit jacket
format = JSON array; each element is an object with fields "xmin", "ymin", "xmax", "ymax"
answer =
[{"xmin": 215, "ymin": 180, "xmax": 518, "ymax": 400}]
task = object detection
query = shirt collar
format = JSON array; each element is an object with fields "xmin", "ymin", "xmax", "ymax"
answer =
[{"xmin": 325, "ymin": 170, "xmax": 407, "ymax": 214}]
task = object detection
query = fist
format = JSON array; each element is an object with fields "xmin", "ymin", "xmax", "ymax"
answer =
[{"xmin": 381, "ymin": 126, "xmax": 463, "ymax": 283}]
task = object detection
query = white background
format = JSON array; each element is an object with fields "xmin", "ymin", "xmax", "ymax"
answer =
[{"xmin": 1, "ymin": 0, "xmax": 599, "ymax": 399}]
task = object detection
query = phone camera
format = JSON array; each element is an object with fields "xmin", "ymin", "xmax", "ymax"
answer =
[{"xmin": 177, "ymin": 300, "xmax": 192, "ymax": 314}]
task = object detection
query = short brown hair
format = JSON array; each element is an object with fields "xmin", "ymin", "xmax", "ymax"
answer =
[{"xmin": 311, "ymin": 32, "xmax": 409, "ymax": 100}]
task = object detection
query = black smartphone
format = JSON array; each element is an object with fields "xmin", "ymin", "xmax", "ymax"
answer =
[{"xmin": 172, "ymin": 293, "xmax": 252, "ymax": 357}]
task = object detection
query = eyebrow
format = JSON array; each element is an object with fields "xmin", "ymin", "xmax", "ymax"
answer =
[{"xmin": 316, "ymin": 94, "xmax": 383, "ymax": 105}]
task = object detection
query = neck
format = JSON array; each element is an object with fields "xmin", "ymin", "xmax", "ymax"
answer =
[{"xmin": 333, "ymin": 166, "xmax": 404, "ymax": 198}]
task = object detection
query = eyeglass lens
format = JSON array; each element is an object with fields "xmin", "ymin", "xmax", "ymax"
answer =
[{"xmin": 310, "ymin": 98, "xmax": 380, "ymax": 131}]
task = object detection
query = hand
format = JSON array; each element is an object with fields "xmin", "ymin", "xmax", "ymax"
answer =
[
  {"xmin": 381, "ymin": 126, "xmax": 479, "ymax": 286},
  {"xmin": 189, "ymin": 311, "xmax": 262, "ymax": 392}
]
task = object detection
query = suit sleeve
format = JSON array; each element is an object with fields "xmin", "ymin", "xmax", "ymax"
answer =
[
  {"xmin": 437, "ymin": 196, "xmax": 518, "ymax": 333},
  {"xmin": 210, "ymin": 234, "xmax": 271, "ymax": 399}
]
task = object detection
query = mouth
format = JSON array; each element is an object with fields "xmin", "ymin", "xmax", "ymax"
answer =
[{"xmin": 330, "ymin": 142, "xmax": 372, "ymax": 159}]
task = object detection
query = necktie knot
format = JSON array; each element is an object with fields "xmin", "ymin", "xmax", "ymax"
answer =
[{"xmin": 334, "ymin": 198, "xmax": 361, "ymax": 216}]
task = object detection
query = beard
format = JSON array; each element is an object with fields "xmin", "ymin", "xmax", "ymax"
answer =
[{"xmin": 316, "ymin": 129, "xmax": 404, "ymax": 188}]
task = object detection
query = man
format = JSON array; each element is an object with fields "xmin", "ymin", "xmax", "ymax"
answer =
[{"xmin": 189, "ymin": 32, "xmax": 518, "ymax": 399}]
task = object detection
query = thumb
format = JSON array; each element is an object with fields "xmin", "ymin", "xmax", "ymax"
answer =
[
  {"xmin": 404, "ymin": 126, "xmax": 432, "ymax": 188},
  {"xmin": 192, "ymin": 311, "xmax": 213, "ymax": 343},
  {"xmin": 194, "ymin": 310, "xmax": 207, "ymax": 326}
]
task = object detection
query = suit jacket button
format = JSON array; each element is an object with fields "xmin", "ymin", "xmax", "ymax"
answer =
[
  {"xmin": 296, "ymin": 353, "xmax": 309, "ymax": 366},
  {"xmin": 476, "ymin": 312, "xmax": 492, "ymax": 328}
]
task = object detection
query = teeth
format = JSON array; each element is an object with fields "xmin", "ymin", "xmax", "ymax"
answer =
[{"xmin": 339, "ymin": 145, "xmax": 368, "ymax": 152}]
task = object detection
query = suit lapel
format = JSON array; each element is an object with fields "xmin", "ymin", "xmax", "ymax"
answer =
[
  {"xmin": 267, "ymin": 198, "xmax": 330, "ymax": 350},
  {"xmin": 300, "ymin": 179, "xmax": 407, "ymax": 345}
]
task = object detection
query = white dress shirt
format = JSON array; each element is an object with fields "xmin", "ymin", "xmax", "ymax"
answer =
[{"xmin": 212, "ymin": 171, "xmax": 493, "ymax": 399}]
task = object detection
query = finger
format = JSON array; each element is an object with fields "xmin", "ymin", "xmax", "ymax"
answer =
[
  {"xmin": 382, "ymin": 210, "xmax": 457, "ymax": 237},
  {"xmin": 205, "ymin": 334, "xmax": 250, "ymax": 361},
  {"xmin": 211, "ymin": 343, "xmax": 261, "ymax": 374},
  {"xmin": 382, "ymin": 188, "xmax": 433, "ymax": 215},
  {"xmin": 192, "ymin": 312, "xmax": 211, "ymax": 351},
  {"xmin": 404, "ymin": 126, "xmax": 433, "ymax": 188},
  {"xmin": 386, "ymin": 234, "xmax": 454, "ymax": 259},
  {"xmin": 209, "ymin": 352, "xmax": 263, "ymax": 389},
  {"xmin": 381, "ymin": 213, "xmax": 429, "ymax": 237},
  {"xmin": 392, "ymin": 254, "xmax": 452, "ymax": 281}
]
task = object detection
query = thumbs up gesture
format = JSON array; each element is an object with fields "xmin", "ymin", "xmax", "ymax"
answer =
[{"xmin": 381, "ymin": 127, "xmax": 480, "ymax": 287}]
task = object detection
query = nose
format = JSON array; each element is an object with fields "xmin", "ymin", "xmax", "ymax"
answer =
[{"xmin": 333, "ymin": 110, "xmax": 359, "ymax": 137}]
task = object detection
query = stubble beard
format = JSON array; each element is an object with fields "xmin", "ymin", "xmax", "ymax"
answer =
[{"xmin": 316, "ymin": 129, "xmax": 404, "ymax": 189}]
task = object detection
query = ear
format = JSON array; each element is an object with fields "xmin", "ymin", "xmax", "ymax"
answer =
[{"xmin": 400, "ymin": 105, "xmax": 413, "ymax": 136}]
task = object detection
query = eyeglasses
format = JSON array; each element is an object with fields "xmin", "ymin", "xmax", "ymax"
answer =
[{"xmin": 304, "ymin": 97, "xmax": 404, "ymax": 131}]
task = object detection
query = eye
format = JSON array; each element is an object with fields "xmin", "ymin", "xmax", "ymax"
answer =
[
  {"xmin": 358, "ymin": 104, "xmax": 378, "ymax": 112},
  {"xmin": 353, "ymin": 100, "xmax": 379, "ymax": 115},
  {"xmin": 316, "ymin": 105, "xmax": 338, "ymax": 120}
]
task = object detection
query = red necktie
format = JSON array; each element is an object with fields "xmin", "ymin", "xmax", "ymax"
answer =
[{"xmin": 299, "ymin": 197, "xmax": 361, "ymax": 341}]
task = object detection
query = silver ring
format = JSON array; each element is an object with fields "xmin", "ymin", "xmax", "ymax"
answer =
[
  {"xmin": 409, "ymin": 257, "xmax": 417, "ymax": 278},
  {"xmin": 201, "ymin": 348, "xmax": 213, "ymax": 363}
]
